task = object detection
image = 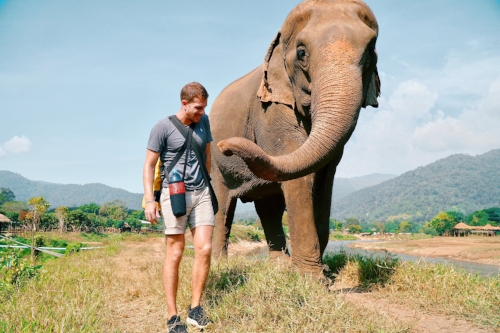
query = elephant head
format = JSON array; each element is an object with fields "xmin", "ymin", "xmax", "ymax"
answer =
[{"xmin": 218, "ymin": 0, "xmax": 380, "ymax": 181}]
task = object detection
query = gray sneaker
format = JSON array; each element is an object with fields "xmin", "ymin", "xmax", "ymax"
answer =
[
  {"xmin": 167, "ymin": 315, "xmax": 187, "ymax": 333},
  {"xmin": 186, "ymin": 305, "xmax": 212, "ymax": 329}
]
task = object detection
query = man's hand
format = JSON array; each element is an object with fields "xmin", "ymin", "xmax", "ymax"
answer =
[{"xmin": 145, "ymin": 201, "xmax": 161, "ymax": 225}]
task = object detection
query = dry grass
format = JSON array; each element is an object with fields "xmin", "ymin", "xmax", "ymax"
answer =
[
  {"xmin": 0, "ymin": 238, "xmax": 408, "ymax": 333},
  {"xmin": 378, "ymin": 260, "xmax": 500, "ymax": 328},
  {"xmin": 0, "ymin": 242, "xmax": 121, "ymax": 332},
  {"xmin": 2, "ymin": 235, "xmax": 499, "ymax": 332}
]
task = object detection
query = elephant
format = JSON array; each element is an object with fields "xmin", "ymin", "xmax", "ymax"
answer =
[{"xmin": 209, "ymin": 0, "xmax": 380, "ymax": 277}]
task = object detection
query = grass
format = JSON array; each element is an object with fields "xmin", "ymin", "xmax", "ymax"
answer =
[
  {"xmin": 1, "ymin": 234, "xmax": 499, "ymax": 332},
  {"xmin": 375, "ymin": 233, "xmax": 434, "ymax": 241},
  {"xmin": 0, "ymin": 244, "xmax": 121, "ymax": 332},
  {"xmin": 378, "ymin": 260, "xmax": 500, "ymax": 328},
  {"xmin": 229, "ymin": 224, "xmax": 265, "ymax": 243},
  {"xmin": 203, "ymin": 257, "xmax": 408, "ymax": 332},
  {"xmin": 324, "ymin": 250, "xmax": 400, "ymax": 286},
  {"xmin": 329, "ymin": 232, "xmax": 358, "ymax": 241}
]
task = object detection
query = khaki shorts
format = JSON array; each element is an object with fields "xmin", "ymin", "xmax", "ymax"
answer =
[{"xmin": 160, "ymin": 185, "xmax": 215, "ymax": 235}]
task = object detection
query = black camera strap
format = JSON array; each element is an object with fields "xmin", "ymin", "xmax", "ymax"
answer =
[{"xmin": 169, "ymin": 115, "xmax": 219, "ymax": 215}]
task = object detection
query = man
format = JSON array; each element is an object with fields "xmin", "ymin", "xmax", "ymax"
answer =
[{"xmin": 143, "ymin": 82, "xmax": 214, "ymax": 333}]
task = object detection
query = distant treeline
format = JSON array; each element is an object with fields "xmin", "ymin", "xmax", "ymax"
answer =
[
  {"xmin": 330, "ymin": 207, "xmax": 500, "ymax": 236},
  {"xmin": 0, "ymin": 187, "xmax": 149, "ymax": 232}
]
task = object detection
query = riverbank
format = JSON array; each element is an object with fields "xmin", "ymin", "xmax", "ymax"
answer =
[{"xmin": 349, "ymin": 236, "xmax": 500, "ymax": 267}]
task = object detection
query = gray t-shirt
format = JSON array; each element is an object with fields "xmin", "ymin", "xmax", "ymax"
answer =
[{"xmin": 147, "ymin": 115, "xmax": 213, "ymax": 191}]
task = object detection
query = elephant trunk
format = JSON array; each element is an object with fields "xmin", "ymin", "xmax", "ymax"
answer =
[{"xmin": 218, "ymin": 50, "xmax": 363, "ymax": 182}]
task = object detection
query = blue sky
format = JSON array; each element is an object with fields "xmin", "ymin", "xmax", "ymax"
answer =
[{"xmin": 1, "ymin": 0, "xmax": 499, "ymax": 194}]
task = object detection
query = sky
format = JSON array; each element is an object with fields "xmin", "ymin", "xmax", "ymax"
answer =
[{"xmin": 1, "ymin": 0, "xmax": 499, "ymax": 194}]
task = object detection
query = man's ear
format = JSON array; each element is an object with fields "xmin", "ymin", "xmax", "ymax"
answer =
[
  {"xmin": 363, "ymin": 66, "xmax": 381, "ymax": 108},
  {"xmin": 257, "ymin": 32, "xmax": 295, "ymax": 107}
]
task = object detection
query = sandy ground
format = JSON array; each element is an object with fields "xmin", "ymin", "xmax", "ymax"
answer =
[
  {"xmin": 349, "ymin": 236, "xmax": 500, "ymax": 267},
  {"xmin": 104, "ymin": 235, "xmax": 497, "ymax": 333}
]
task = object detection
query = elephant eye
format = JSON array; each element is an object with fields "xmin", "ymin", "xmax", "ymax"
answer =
[{"xmin": 297, "ymin": 48, "xmax": 307, "ymax": 61}]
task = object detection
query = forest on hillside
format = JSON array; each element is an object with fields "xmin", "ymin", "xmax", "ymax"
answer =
[
  {"xmin": 0, "ymin": 171, "xmax": 143, "ymax": 210},
  {"xmin": 331, "ymin": 149, "xmax": 500, "ymax": 222}
]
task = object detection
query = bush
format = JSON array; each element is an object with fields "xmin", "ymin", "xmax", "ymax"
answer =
[
  {"xmin": 65, "ymin": 243, "xmax": 83, "ymax": 255},
  {"xmin": 229, "ymin": 224, "xmax": 264, "ymax": 243},
  {"xmin": 323, "ymin": 250, "xmax": 399, "ymax": 286},
  {"xmin": 0, "ymin": 249, "xmax": 42, "ymax": 289}
]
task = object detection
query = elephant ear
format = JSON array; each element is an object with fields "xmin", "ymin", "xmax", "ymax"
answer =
[
  {"xmin": 257, "ymin": 32, "xmax": 295, "ymax": 108},
  {"xmin": 363, "ymin": 66, "xmax": 381, "ymax": 108}
]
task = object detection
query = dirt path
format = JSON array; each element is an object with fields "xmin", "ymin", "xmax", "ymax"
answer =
[
  {"xmin": 350, "ymin": 236, "xmax": 500, "ymax": 267},
  {"xmin": 338, "ymin": 290, "xmax": 492, "ymax": 333},
  {"xmin": 104, "ymin": 237, "xmax": 496, "ymax": 333}
]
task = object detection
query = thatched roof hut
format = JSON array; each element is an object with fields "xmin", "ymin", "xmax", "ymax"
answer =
[
  {"xmin": 0, "ymin": 213, "xmax": 11, "ymax": 223},
  {"xmin": 453, "ymin": 222, "xmax": 472, "ymax": 229},
  {"xmin": 481, "ymin": 224, "xmax": 500, "ymax": 231}
]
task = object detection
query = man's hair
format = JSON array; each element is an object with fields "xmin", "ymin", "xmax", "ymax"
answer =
[{"xmin": 180, "ymin": 82, "xmax": 209, "ymax": 103}]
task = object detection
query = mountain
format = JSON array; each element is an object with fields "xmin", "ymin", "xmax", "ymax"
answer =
[
  {"xmin": 233, "ymin": 173, "xmax": 396, "ymax": 220},
  {"xmin": 0, "ymin": 171, "xmax": 143, "ymax": 210},
  {"xmin": 332, "ymin": 173, "xmax": 397, "ymax": 201},
  {"xmin": 331, "ymin": 149, "xmax": 500, "ymax": 222}
]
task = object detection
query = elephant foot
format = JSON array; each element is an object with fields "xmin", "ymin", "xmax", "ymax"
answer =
[
  {"xmin": 211, "ymin": 245, "xmax": 228, "ymax": 259},
  {"xmin": 290, "ymin": 256, "xmax": 329, "ymax": 282}
]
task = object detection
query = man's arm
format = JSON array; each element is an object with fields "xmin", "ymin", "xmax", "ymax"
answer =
[
  {"xmin": 205, "ymin": 143, "xmax": 211, "ymax": 175},
  {"xmin": 143, "ymin": 149, "xmax": 161, "ymax": 224}
]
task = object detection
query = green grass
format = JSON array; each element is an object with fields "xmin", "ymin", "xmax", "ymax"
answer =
[
  {"xmin": 329, "ymin": 232, "xmax": 358, "ymax": 241},
  {"xmin": 229, "ymin": 224, "xmax": 265, "ymax": 243},
  {"xmin": 0, "ymin": 245, "xmax": 120, "ymax": 332}
]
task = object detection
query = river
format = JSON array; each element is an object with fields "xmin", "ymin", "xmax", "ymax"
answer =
[{"xmin": 324, "ymin": 240, "xmax": 500, "ymax": 277}]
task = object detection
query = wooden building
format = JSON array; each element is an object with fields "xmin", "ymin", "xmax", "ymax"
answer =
[
  {"xmin": 453, "ymin": 222, "xmax": 500, "ymax": 237},
  {"xmin": 0, "ymin": 213, "xmax": 12, "ymax": 233}
]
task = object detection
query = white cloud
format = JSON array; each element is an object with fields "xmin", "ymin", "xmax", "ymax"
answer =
[
  {"xmin": 2, "ymin": 135, "xmax": 32, "ymax": 154},
  {"xmin": 0, "ymin": 147, "xmax": 6, "ymax": 158},
  {"xmin": 336, "ymin": 76, "xmax": 500, "ymax": 177},
  {"xmin": 413, "ymin": 77, "xmax": 500, "ymax": 153}
]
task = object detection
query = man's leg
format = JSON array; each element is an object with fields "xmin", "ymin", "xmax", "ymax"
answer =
[
  {"xmin": 163, "ymin": 234, "xmax": 185, "ymax": 319},
  {"xmin": 190, "ymin": 225, "xmax": 213, "ymax": 307}
]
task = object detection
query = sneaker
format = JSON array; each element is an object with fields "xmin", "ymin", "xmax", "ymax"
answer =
[
  {"xmin": 167, "ymin": 315, "xmax": 187, "ymax": 333},
  {"xmin": 187, "ymin": 305, "xmax": 212, "ymax": 329}
]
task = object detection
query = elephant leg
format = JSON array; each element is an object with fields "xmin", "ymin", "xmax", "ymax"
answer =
[
  {"xmin": 211, "ymin": 171, "xmax": 237, "ymax": 258},
  {"xmin": 313, "ymin": 161, "xmax": 338, "ymax": 257},
  {"xmin": 282, "ymin": 175, "xmax": 323, "ymax": 276},
  {"xmin": 254, "ymin": 193, "xmax": 288, "ymax": 259}
]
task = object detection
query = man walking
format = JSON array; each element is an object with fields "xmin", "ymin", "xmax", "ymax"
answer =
[{"xmin": 143, "ymin": 82, "xmax": 214, "ymax": 333}]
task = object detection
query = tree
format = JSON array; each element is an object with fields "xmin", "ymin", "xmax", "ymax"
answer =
[
  {"xmin": 99, "ymin": 200, "xmax": 128, "ymax": 221},
  {"xmin": 345, "ymin": 217, "xmax": 360, "ymax": 227},
  {"xmin": 329, "ymin": 218, "xmax": 342, "ymax": 231},
  {"xmin": 467, "ymin": 210, "xmax": 489, "ymax": 226},
  {"xmin": 398, "ymin": 221, "xmax": 412, "ymax": 233},
  {"xmin": 373, "ymin": 221, "xmax": 385, "ymax": 234},
  {"xmin": 55, "ymin": 206, "xmax": 69, "ymax": 233},
  {"xmin": 0, "ymin": 201, "xmax": 29, "ymax": 214},
  {"xmin": 26, "ymin": 197, "xmax": 50, "ymax": 262},
  {"xmin": 429, "ymin": 212, "xmax": 456, "ymax": 236},
  {"xmin": 347, "ymin": 225, "xmax": 362, "ymax": 234},
  {"xmin": 67, "ymin": 209, "xmax": 90, "ymax": 232},
  {"xmin": 0, "ymin": 188, "xmax": 15, "ymax": 205},
  {"xmin": 80, "ymin": 203, "xmax": 100, "ymax": 214}
]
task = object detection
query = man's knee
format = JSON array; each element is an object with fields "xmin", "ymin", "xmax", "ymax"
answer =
[
  {"xmin": 168, "ymin": 247, "xmax": 184, "ymax": 263},
  {"xmin": 195, "ymin": 242, "xmax": 212, "ymax": 258}
]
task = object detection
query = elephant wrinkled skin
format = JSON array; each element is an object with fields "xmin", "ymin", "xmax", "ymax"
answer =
[{"xmin": 209, "ymin": 0, "xmax": 380, "ymax": 277}]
